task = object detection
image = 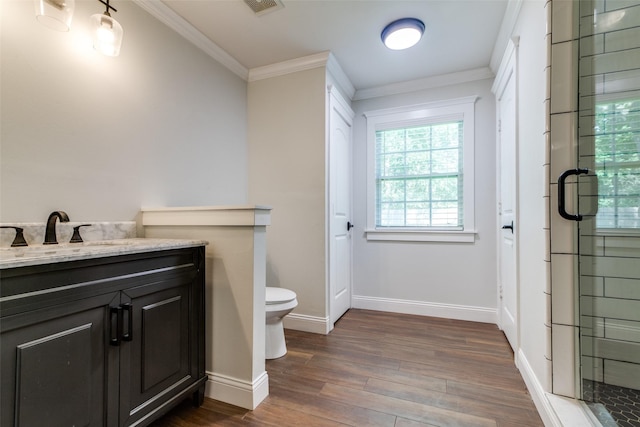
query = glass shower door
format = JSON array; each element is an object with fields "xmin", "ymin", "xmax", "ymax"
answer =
[{"xmin": 577, "ymin": 1, "xmax": 640, "ymax": 425}]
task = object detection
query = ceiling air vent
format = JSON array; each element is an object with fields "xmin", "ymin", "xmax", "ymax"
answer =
[{"xmin": 244, "ymin": 0, "xmax": 284, "ymax": 16}]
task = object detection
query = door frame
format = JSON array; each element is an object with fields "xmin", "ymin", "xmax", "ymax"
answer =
[{"xmin": 493, "ymin": 37, "xmax": 521, "ymax": 355}]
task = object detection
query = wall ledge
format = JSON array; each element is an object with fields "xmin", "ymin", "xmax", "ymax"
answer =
[{"xmin": 141, "ymin": 205, "xmax": 272, "ymax": 227}]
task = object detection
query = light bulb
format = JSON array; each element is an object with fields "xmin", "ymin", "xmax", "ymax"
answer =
[
  {"xmin": 97, "ymin": 25, "xmax": 115, "ymax": 44},
  {"xmin": 384, "ymin": 28, "xmax": 423, "ymax": 50}
]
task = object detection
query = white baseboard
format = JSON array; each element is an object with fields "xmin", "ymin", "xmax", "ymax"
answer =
[
  {"xmin": 517, "ymin": 349, "xmax": 599, "ymax": 427},
  {"xmin": 351, "ymin": 295, "xmax": 497, "ymax": 324},
  {"xmin": 205, "ymin": 370, "xmax": 269, "ymax": 410},
  {"xmin": 517, "ymin": 349, "xmax": 560, "ymax": 427},
  {"xmin": 283, "ymin": 313, "xmax": 331, "ymax": 334},
  {"xmin": 282, "ymin": 297, "xmax": 497, "ymax": 335}
]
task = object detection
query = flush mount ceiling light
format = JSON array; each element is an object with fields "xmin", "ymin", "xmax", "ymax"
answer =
[
  {"xmin": 34, "ymin": 0, "xmax": 75, "ymax": 31},
  {"xmin": 381, "ymin": 18, "xmax": 425, "ymax": 50},
  {"xmin": 91, "ymin": 0, "xmax": 123, "ymax": 57}
]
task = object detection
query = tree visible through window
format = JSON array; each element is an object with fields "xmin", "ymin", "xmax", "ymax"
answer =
[
  {"xmin": 595, "ymin": 98, "xmax": 640, "ymax": 229},
  {"xmin": 376, "ymin": 121, "xmax": 463, "ymax": 228}
]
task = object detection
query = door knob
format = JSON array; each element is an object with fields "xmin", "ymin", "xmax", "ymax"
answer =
[
  {"xmin": 502, "ymin": 221, "xmax": 514, "ymax": 233},
  {"xmin": 347, "ymin": 221, "xmax": 354, "ymax": 231}
]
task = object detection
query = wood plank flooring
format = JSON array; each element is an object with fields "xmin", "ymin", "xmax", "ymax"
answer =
[{"xmin": 150, "ymin": 309, "xmax": 544, "ymax": 427}]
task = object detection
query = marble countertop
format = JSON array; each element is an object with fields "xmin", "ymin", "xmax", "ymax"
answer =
[{"xmin": 0, "ymin": 238, "xmax": 208, "ymax": 269}]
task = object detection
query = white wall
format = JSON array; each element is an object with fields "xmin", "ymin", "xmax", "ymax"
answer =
[
  {"xmin": 247, "ymin": 67, "xmax": 328, "ymax": 321},
  {"xmin": 510, "ymin": 0, "xmax": 550, "ymax": 394},
  {"xmin": 1, "ymin": 0, "xmax": 248, "ymax": 223},
  {"xmin": 351, "ymin": 79, "xmax": 498, "ymax": 321}
]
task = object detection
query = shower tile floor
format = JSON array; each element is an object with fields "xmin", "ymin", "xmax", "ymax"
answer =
[{"xmin": 583, "ymin": 381, "xmax": 640, "ymax": 427}]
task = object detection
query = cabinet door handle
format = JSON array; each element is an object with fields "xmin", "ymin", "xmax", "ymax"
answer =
[
  {"xmin": 121, "ymin": 303, "xmax": 133, "ymax": 342},
  {"xmin": 110, "ymin": 306, "xmax": 123, "ymax": 346}
]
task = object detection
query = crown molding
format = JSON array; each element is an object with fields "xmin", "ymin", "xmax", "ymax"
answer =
[
  {"xmin": 327, "ymin": 53, "xmax": 356, "ymax": 100},
  {"xmin": 247, "ymin": 51, "xmax": 331, "ymax": 82},
  {"xmin": 490, "ymin": 0, "xmax": 524, "ymax": 73},
  {"xmin": 131, "ymin": 1, "xmax": 357, "ymax": 100},
  {"xmin": 134, "ymin": 0, "xmax": 501, "ymax": 102},
  {"xmin": 353, "ymin": 67, "xmax": 495, "ymax": 101},
  {"xmin": 248, "ymin": 51, "xmax": 356, "ymax": 100},
  {"xmin": 133, "ymin": 0, "xmax": 249, "ymax": 80}
]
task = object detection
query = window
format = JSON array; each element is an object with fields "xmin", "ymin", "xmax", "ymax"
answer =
[
  {"xmin": 364, "ymin": 97, "xmax": 477, "ymax": 242},
  {"xmin": 594, "ymin": 98, "xmax": 640, "ymax": 230}
]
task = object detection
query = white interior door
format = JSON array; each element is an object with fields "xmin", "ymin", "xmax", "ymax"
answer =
[
  {"xmin": 496, "ymin": 42, "xmax": 519, "ymax": 352},
  {"xmin": 328, "ymin": 88, "xmax": 353, "ymax": 327}
]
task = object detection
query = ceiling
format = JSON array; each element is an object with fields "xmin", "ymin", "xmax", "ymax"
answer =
[{"xmin": 158, "ymin": 0, "xmax": 510, "ymax": 93}]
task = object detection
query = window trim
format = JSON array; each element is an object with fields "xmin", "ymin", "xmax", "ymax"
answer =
[{"xmin": 364, "ymin": 96, "xmax": 478, "ymax": 243}]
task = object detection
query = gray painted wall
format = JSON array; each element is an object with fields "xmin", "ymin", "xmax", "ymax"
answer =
[
  {"xmin": 1, "ymin": 0, "xmax": 248, "ymax": 223},
  {"xmin": 351, "ymin": 79, "xmax": 499, "ymax": 315}
]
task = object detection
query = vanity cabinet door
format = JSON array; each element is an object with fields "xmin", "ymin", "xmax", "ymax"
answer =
[
  {"xmin": 117, "ymin": 268, "xmax": 203, "ymax": 427},
  {"xmin": 0, "ymin": 291, "xmax": 120, "ymax": 427}
]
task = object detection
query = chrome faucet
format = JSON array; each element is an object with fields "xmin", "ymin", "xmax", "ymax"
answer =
[{"xmin": 43, "ymin": 211, "xmax": 70, "ymax": 245}]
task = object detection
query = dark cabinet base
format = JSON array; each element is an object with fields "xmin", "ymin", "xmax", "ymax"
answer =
[{"xmin": 1, "ymin": 246, "xmax": 207, "ymax": 427}]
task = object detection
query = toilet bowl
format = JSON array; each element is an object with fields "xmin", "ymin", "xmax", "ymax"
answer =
[{"xmin": 265, "ymin": 287, "xmax": 298, "ymax": 359}]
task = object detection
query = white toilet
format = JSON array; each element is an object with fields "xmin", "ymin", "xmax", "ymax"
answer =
[{"xmin": 265, "ymin": 287, "xmax": 298, "ymax": 359}]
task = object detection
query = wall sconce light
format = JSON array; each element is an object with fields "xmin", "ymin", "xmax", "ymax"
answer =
[
  {"xmin": 91, "ymin": 0, "xmax": 123, "ymax": 57},
  {"xmin": 381, "ymin": 18, "xmax": 425, "ymax": 50},
  {"xmin": 34, "ymin": 0, "xmax": 75, "ymax": 32}
]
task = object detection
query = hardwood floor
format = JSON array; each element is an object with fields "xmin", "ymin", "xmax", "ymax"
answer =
[{"xmin": 150, "ymin": 309, "xmax": 544, "ymax": 427}]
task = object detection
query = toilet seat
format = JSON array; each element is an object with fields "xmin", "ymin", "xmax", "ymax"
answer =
[{"xmin": 266, "ymin": 287, "xmax": 296, "ymax": 305}]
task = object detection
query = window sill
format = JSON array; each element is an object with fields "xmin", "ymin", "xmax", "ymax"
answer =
[
  {"xmin": 365, "ymin": 229, "xmax": 477, "ymax": 243},
  {"xmin": 594, "ymin": 228, "xmax": 640, "ymax": 237}
]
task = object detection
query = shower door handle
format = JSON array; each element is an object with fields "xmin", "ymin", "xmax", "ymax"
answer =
[{"xmin": 558, "ymin": 168, "xmax": 589, "ymax": 221}]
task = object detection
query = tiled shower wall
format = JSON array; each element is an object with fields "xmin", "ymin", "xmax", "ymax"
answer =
[
  {"xmin": 548, "ymin": 0, "xmax": 640, "ymax": 398},
  {"xmin": 548, "ymin": 0, "xmax": 580, "ymax": 399}
]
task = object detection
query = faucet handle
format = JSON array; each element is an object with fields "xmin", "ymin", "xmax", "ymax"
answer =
[
  {"xmin": 1, "ymin": 226, "xmax": 28, "ymax": 247},
  {"xmin": 70, "ymin": 224, "xmax": 92, "ymax": 243}
]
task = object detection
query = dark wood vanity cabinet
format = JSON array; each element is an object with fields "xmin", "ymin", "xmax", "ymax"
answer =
[{"xmin": 0, "ymin": 246, "xmax": 207, "ymax": 427}]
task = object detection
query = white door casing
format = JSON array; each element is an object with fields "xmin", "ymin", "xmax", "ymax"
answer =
[
  {"xmin": 493, "ymin": 38, "xmax": 519, "ymax": 352},
  {"xmin": 328, "ymin": 86, "xmax": 354, "ymax": 328}
]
